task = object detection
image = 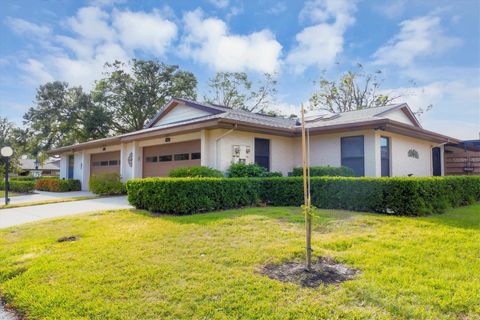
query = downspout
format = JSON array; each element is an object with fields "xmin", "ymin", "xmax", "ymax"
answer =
[{"xmin": 215, "ymin": 124, "xmax": 237, "ymax": 170}]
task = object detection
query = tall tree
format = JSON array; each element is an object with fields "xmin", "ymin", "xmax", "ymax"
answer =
[
  {"xmin": 23, "ymin": 81, "xmax": 110, "ymax": 152},
  {"xmin": 309, "ymin": 64, "xmax": 432, "ymax": 115},
  {"xmin": 204, "ymin": 72, "xmax": 278, "ymax": 113},
  {"xmin": 93, "ymin": 59, "xmax": 198, "ymax": 133}
]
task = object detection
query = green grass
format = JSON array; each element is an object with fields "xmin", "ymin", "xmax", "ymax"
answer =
[
  {"xmin": 0, "ymin": 205, "xmax": 479, "ymax": 319},
  {"xmin": 0, "ymin": 190, "xmax": 20, "ymax": 198}
]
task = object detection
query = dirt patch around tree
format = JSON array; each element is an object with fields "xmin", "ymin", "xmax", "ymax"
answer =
[{"xmin": 260, "ymin": 256, "xmax": 359, "ymax": 288}]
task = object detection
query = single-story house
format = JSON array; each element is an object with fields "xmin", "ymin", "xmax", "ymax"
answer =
[
  {"xmin": 17, "ymin": 158, "xmax": 60, "ymax": 176},
  {"xmin": 48, "ymin": 98, "xmax": 459, "ymax": 190},
  {"xmin": 444, "ymin": 140, "xmax": 480, "ymax": 175}
]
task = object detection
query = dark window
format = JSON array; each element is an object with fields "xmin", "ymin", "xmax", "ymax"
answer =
[
  {"xmin": 159, "ymin": 155, "xmax": 172, "ymax": 162},
  {"xmin": 341, "ymin": 136, "xmax": 364, "ymax": 176},
  {"xmin": 381, "ymin": 136, "xmax": 390, "ymax": 177},
  {"xmin": 254, "ymin": 138, "xmax": 270, "ymax": 171},
  {"xmin": 92, "ymin": 161, "xmax": 100, "ymax": 167},
  {"xmin": 109, "ymin": 160, "xmax": 119, "ymax": 166},
  {"xmin": 191, "ymin": 152, "xmax": 201, "ymax": 160},
  {"xmin": 100, "ymin": 161, "xmax": 109, "ymax": 166},
  {"xmin": 432, "ymin": 147, "xmax": 441, "ymax": 176},
  {"xmin": 145, "ymin": 156, "xmax": 158, "ymax": 163},
  {"xmin": 68, "ymin": 155, "xmax": 74, "ymax": 179},
  {"xmin": 174, "ymin": 153, "xmax": 189, "ymax": 161}
]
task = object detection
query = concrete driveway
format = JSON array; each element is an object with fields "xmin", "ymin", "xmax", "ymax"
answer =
[
  {"xmin": 0, "ymin": 190, "xmax": 96, "ymax": 205},
  {"xmin": 0, "ymin": 196, "xmax": 133, "ymax": 229}
]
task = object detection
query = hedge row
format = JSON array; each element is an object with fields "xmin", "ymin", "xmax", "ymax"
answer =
[
  {"xmin": 0, "ymin": 180, "xmax": 35, "ymax": 193},
  {"xmin": 127, "ymin": 178, "xmax": 260, "ymax": 214},
  {"xmin": 292, "ymin": 166, "xmax": 355, "ymax": 177},
  {"xmin": 126, "ymin": 176, "xmax": 480, "ymax": 216},
  {"xmin": 35, "ymin": 178, "xmax": 81, "ymax": 192}
]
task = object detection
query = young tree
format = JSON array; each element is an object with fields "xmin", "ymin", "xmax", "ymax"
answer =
[
  {"xmin": 92, "ymin": 59, "xmax": 198, "ymax": 133},
  {"xmin": 309, "ymin": 64, "xmax": 432, "ymax": 115},
  {"xmin": 204, "ymin": 72, "xmax": 278, "ymax": 113}
]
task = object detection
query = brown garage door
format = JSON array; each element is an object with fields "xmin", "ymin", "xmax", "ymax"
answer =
[
  {"xmin": 143, "ymin": 140, "xmax": 201, "ymax": 177},
  {"xmin": 90, "ymin": 151, "xmax": 121, "ymax": 176}
]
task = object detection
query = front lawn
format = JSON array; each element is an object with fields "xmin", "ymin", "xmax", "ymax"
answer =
[
  {"xmin": 0, "ymin": 205, "xmax": 479, "ymax": 319},
  {"xmin": 0, "ymin": 191, "xmax": 20, "ymax": 198}
]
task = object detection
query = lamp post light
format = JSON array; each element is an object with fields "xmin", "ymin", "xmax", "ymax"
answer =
[{"xmin": 1, "ymin": 146, "xmax": 14, "ymax": 205}]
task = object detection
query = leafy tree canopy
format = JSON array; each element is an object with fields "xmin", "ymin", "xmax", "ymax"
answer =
[
  {"xmin": 92, "ymin": 59, "xmax": 197, "ymax": 133},
  {"xmin": 204, "ymin": 72, "xmax": 278, "ymax": 114},
  {"xmin": 309, "ymin": 64, "xmax": 432, "ymax": 116}
]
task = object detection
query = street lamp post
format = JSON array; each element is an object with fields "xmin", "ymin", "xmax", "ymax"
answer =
[{"xmin": 1, "ymin": 146, "xmax": 14, "ymax": 205}]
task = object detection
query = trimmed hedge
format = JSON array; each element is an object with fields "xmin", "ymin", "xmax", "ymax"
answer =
[
  {"xmin": 89, "ymin": 173, "xmax": 126, "ymax": 195},
  {"xmin": 127, "ymin": 176, "xmax": 480, "ymax": 216},
  {"xmin": 227, "ymin": 163, "xmax": 282, "ymax": 177},
  {"xmin": 169, "ymin": 166, "xmax": 224, "ymax": 178},
  {"xmin": 292, "ymin": 166, "xmax": 355, "ymax": 177},
  {"xmin": 35, "ymin": 178, "xmax": 81, "ymax": 192},
  {"xmin": 0, "ymin": 180, "xmax": 35, "ymax": 193},
  {"xmin": 127, "ymin": 178, "xmax": 261, "ymax": 214}
]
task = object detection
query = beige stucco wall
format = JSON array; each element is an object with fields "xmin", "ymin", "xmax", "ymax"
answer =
[
  {"xmin": 375, "ymin": 131, "xmax": 439, "ymax": 177},
  {"xmin": 204, "ymin": 128, "xmax": 296, "ymax": 175},
  {"xmin": 59, "ymin": 126, "xmax": 443, "ymax": 190},
  {"xmin": 293, "ymin": 130, "xmax": 379, "ymax": 176}
]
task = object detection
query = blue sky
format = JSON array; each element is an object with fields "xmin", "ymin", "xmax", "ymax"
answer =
[{"xmin": 0, "ymin": 0, "xmax": 479, "ymax": 139}]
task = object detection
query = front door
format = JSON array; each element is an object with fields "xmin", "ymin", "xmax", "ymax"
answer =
[
  {"xmin": 68, "ymin": 155, "xmax": 74, "ymax": 179},
  {"xmin": 432, "ymin": 147, "xmax": 441, "ymax": 176}
]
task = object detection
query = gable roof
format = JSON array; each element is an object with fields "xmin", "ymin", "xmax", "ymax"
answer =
[
  {"xmin": 48, "ymin": 99, "xmax": 458, "ymax": 154},
  {"xmin": 304, "ymin": 103, "xmax": 421, "ymax": 128},
  {"xmin": 146, "ymin": 97, "xmax": 297, "ymax": 130},
  {"xmin": 19, "ymin": 159, "xmax": 60, "ymax": 171}
]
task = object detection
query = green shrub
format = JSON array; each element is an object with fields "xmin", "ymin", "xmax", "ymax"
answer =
[
  {"xmin": 227, "ymin": 163, "xmax": 282, "ymax": 177},
  {"xmin": 0, "ymin": 180, "xmax": 35, "ymax": 193},
  {"xmin": 10, "ymin": 176, "xmax": 36, "ymax": 181},
  {"xmin": 169, "ymin": 166, "xmax": 223, "ymax": 178},
  {"xmin": 291, "ymin": 166, "xmax": 355, "ymax": 177},
  {"xmin": 127, "ymin": 177, "xmax": 261, "ymax": 214},
  {"xmin": 126, "ymin": 176, "xmax": 480, "ymax": 216},
  {"xmin": 35, "ymin": 178, "xmax": 81, "ymax": 192},
  {"xmin": 89, "ymin": 173, "xmax": 126, "ymax": 195}
]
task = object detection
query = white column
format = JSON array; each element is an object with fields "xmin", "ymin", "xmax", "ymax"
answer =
[
  {"xmin": 364, "ymin": 131, "xmax": 378, "ymax": 177},
  {"xmin": 200, "ymin": 129, "xmax": 207, "ymax": 166},
  {"xmin": 132, "ymin": 141, "xmax": 142, "ymax": 178}
]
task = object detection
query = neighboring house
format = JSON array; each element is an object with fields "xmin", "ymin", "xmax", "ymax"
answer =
[
  {"xmin": 444, "ymin": 140, "xmax": 480, "ymax": 175},
  {"xmin": 48, "ymin": 98, "xmax": 459, "ymax": 190},
  {"xmin": 18, "ymin": 158, "xmax": 60, "ymax": 176}
]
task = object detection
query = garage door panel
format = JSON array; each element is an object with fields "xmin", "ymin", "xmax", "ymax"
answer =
[
  {"xmin": 143, "ymin": 140, "xmax": 201, "ymax": 177},
  {"xmin": 90, "ymin": 151, "xmax": 121, "ymax": 176}
]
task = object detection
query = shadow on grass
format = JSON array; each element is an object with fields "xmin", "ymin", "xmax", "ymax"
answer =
[{"xmin": 417, "ymin": 203, "xmax": 480, "ymax": 231}]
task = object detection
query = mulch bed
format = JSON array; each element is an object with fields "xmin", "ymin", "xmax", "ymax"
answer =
[{"xmin": 261, "ymin": 256, "xmax": 359, "ymax": 288}]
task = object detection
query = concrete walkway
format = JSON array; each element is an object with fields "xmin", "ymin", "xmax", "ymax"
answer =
[
  {"xmin": 0, "ymin": 196, "xmax": 132, "ymax": 229},
  {"xmin": 0, "ymin": 190, "xmax": 96, "ymax": 205}
]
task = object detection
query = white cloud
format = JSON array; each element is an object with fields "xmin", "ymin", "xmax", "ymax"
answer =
[
  {"xmin": 267, "ymin": 2, "xmax": 287, "ymax": 15},
  {"xmin": 7, "ymin": 6, "xmax": 179, "ymax": 89},
  {"xmin": 208, "ymin": 0, "xmax": 229, "ymax": 9},
  {"xmin": 286, "ymin": 0, "xmax": 357, "ymax": 72},
  {"xmin": 373, "ymin": 15, "xmax": 462, "ymax": 67},
  {"xmin": 65, "ymin": 6, "xmax": 115, "ymax": 43},
  {"xmin": 5, "ymin": 17, "xmax": 51, "ymax": 37},
  {"xmin": 20, "ymin": 59, "xmax": 54, "ymax": 84},
  {"xmin": 179, "ymin": 9, "xmax": 282, "ymax": 73},
  {"xmin": 113, "ymin": 9, "xmax": 177, "ymax": 55},
  {"xmin": 376, "ymin": 0, "xmax": 406, "ymax": 19},
  {"xmin": 383, "ymin": 80, "xmax": 480, "ymax": 139}
]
